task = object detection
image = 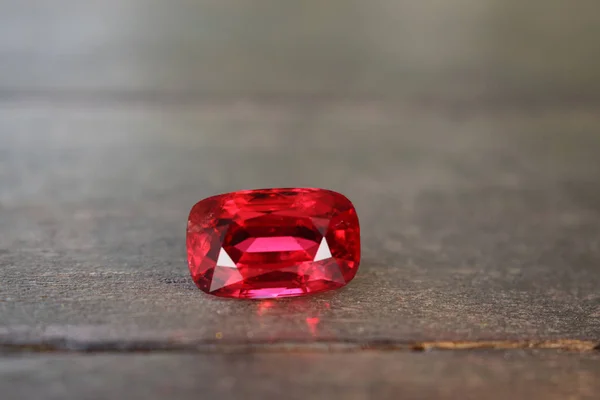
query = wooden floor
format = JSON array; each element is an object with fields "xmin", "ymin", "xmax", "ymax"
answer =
[{"xmin": 1, "ymin": 1, "xmax": 600, "ymax": 399}]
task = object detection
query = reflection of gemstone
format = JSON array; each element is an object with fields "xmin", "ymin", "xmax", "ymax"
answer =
[{"xmin": 186, "ymin": 188, "xmax": 361, "ymax": 299}]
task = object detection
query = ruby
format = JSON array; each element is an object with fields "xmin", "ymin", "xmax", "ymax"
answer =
[{"xmin": 186, "ymin": 188, "xmax": 360, "ymax": 299}]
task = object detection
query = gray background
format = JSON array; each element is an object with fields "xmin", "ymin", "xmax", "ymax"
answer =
[{"xmin": 1, "ymin": 1, "xmax": 600, "ymax": 399}]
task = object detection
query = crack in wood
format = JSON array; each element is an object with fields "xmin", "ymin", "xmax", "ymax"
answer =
[{"xmin": 0, "ymin": 339, "xmax": 598, "ymax": 355}]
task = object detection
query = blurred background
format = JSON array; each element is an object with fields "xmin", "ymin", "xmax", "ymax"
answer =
[
  {"xmin": 2, "ymin": 0, "xmax": 600, "ymax": 99},
  {"xmin": 2, "ymin": 0, "xmax": 600, "ymax": 206}
]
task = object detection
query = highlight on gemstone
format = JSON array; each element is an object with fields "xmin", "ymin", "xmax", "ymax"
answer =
[{"xmin": 186, "ymin": 188, "xmax": 361, "ymax": 299}]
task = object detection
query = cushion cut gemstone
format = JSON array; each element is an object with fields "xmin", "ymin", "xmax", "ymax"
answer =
[{"xmin": 186, "ymin": 188, "xmax": 360, "ymax": 299}]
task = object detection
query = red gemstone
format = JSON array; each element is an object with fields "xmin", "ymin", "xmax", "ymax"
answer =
[{"xmin": 186, "ymin": 188, "xmax": 361, "ymax": 299}]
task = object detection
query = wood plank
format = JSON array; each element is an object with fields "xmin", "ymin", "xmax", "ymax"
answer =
[
  {"xmin": 1, "ymin": 104, "xmax": 599, "ymax": 345},
  {"xmin": 1, "ymin": 351, "xmax": 600, "ymax": 400}
]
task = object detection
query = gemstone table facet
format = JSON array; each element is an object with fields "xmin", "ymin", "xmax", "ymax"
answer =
[{"xmin": 186, "ymin": 188, "xmax": 361, "ymax": 299}]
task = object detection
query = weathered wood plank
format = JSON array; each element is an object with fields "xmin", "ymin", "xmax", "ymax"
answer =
[
  {"xmin": 1, "ymin": 105, "xmax": 599, "ymax": 344},
  {"xmin": 2, "ymin": 351, "xmax": 600, "ymax": 400}
]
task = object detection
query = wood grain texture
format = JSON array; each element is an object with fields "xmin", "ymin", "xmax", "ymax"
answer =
[{"xmin": 1, "ymin": 105, "xmax": 599, "ymax": 345}]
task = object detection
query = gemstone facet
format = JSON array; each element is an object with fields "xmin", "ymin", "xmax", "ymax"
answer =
[{"xmin": 186, "ymin": 188, "xmax": 360, "ymax": 299}]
